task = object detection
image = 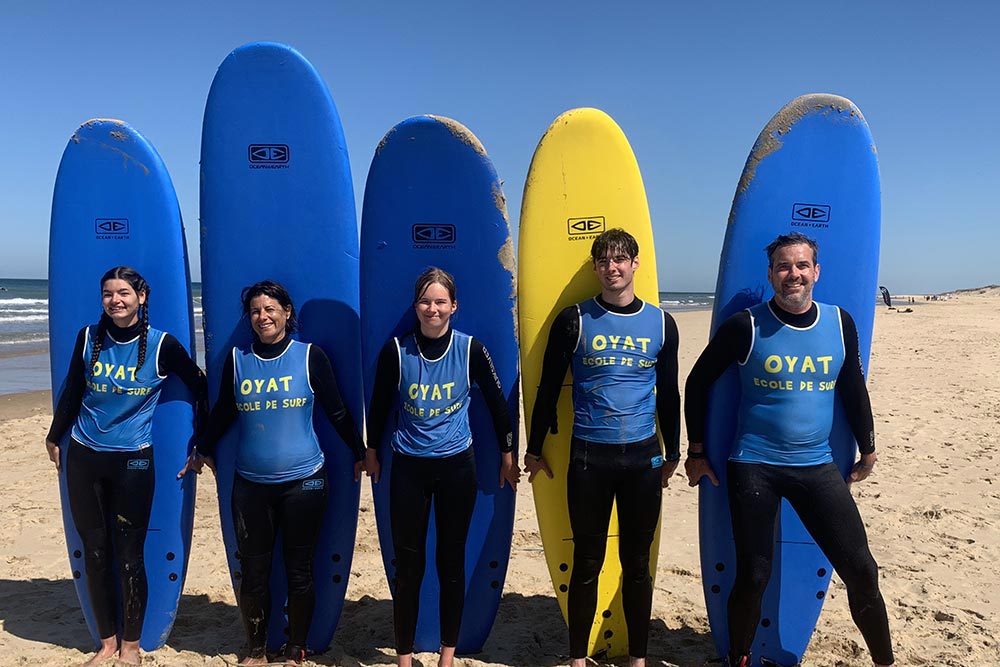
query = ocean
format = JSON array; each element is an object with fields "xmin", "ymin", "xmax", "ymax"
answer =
[{"xmin": 0, "ymin": 278, "xmax": 710, "ymax": 397}]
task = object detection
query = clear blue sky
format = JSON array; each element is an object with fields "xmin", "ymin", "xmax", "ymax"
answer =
[{"xmin": 1, "ymin": 1, "xmax": 996, "ymax": 293}]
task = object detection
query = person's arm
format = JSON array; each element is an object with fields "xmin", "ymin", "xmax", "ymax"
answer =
[
  {"xmin": 525, "ymin": 306, "xmax": 578, "ymax": 456},
  {"xmin": 656, "ymin": 311, "xmax": 681, "ymax": 461},
  {"xmin": 196, "ymin": 352, "xmax": 238, "ymax": 459},
  {"xmin": 366, "ymin": 340, "xmax": 400, "ymax": 456},
  {"xmin": 47, "ymin": 327, "xmax": 88, "ymax": 444},
  {"xmin": 158, "ymin": 334, "xmax": 209, "ymax": 430},
  {"xmin": 469, "ymin": 338, "xmax": 514, "ymax": 453},
  {"xmin": 308, "ymin": 345, "xmax": 365, "ymax": 462},
  {"xmin": 683, "ymin": 311, "xmax": 752, "ymax": 444},
  {"xmin": 836, "ymin": 310, "xmax": 878, "ymax": 482}
]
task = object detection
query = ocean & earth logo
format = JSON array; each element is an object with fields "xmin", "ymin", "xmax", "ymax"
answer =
[
  {"xmin": 248, "ymin": 144, "xmax": 290, "ymax": 169},
  {"xmin": 126, "ymin": 459, "xmax": 150, "ymax": 470},
  {"xmin": 791, "ymin": 203, "xmax": 831, "ymax": 228},
  {"xmin": 412, "ymin": 224, "xmax": 457, "ymax": 248},
  {"xmin": 567, "ymin": 216, "xmax": 605, "ymax": 241},
  {"xmin": 95, "ymin": 219, "xmax": 130, "ymax": 240},
  {"xmin": 302, "ymin": 478, "xmax": 325, "ymax": 490}
]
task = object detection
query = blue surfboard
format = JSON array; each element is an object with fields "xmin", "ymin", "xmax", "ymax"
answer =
[
  {"xmin": 699, "ymin": 94, "xmax": 880, "ymax": 666},
  {"xmin": 200, "ymin": 42, "xmax": 362, "ymax": 653},
  {"xmin": 360, "ymin": 115, "xmax": 518, "ymax": 654},
  {"xmin": 49, "ymin": 119, "xmax": 197, "ymax": 650}
]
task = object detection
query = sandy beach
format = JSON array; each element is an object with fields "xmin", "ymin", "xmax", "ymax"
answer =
[{"xmin": 2, "ymin": 292, "xmax": 998, "ymax": 666}]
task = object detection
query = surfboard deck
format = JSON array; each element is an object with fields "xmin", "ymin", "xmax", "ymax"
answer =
[
  {"xmin": 200, "ymin": 41, "xmax": 362, "ymax": 653},
  {"xmin": 49, "ymin": 119, "xmax": 197, "ymax": 651},
  {"xmin": 699, "ymin": 93, "xmax": 880, "ymax": 666},
  {"xmin": 517, "ymin": 108, "xmax": 662, "ymax": 658},
  {"xmin": 360, "ymin": 115, "xmax": 518, "ymax": 654}
]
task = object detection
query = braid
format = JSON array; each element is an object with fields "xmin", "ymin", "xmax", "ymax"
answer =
[
  {"xmin": 88, "ymin": 318, "xmax": 107, "ymax": 379},
  {"xmin": 136, "ymin": 296, "xmax": 150, "ymax": 372}
]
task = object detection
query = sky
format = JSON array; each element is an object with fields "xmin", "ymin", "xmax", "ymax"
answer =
[{"xmin": 0, "ymin": 1, "xmax": 997, "ymax": 293}]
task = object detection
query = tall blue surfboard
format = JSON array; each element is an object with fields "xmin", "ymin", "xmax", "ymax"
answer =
[
  {"xmin": 699, "ymin": 94, "xmax": 880, "ymax": 666},
  {"xmin": 200, "ymin": 42, "xmax": 362, "ymax": 653},
  {"xmin": 49, "ymin": 119, "xmax": 197, "ymax": 650},
  {"xmin": 360, "ymin": 116, "xmax": 518, "ymax": 654}
]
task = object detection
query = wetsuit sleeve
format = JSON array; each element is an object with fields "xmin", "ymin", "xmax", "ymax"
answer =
[
  {"xmin": 158, "ymin": 334, "xmax": 209, "ymax": 428},
  {"xmin": 470, "ymin": 338, "xmax": 514, "ymax": 453},
  {"xmin": 836, "ymin": 309, "xmax": 876, "ymax": 455},
  {"xmin": 196, "ymin": 351, "xmax": 238, "ymax": 458},
  {"xmin": 656, "ymin": 311, "xmax": 681, "ymax": 461},
  {"xmin": 684, "ymin": 311, "xmax": 752, "ymax": 444},
  {"xmin": 526, "ymin": 305, "xmax": 578, "ymax": 456},
  {"xmin": 308, "ymin": 345, "xmax": 366, "ymax": 461},
  {"xmin": 366, "ymin": 340, "xmax": 400, "ymax": 452},
  {"xmin": 47, "ymin": 327, "xmax": 88, "ymax": 443}
]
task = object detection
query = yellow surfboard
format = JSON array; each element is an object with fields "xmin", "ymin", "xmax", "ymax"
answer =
[{"xmin": 518, "ymin": 108, "xmax": 661, "ymax": 658}]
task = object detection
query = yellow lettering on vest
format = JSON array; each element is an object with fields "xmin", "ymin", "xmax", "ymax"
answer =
[
  {"xmin": 103, "ymin": 364, "xmax": 114, "ymax": 378},
  {"xmin": 253, "ymin": 379, "xmax": 265, "ymax": 393},
  {"xmin": 279, "ymin": 376, "xmax": 292, "ymax": 391},
  {"xmin": 443, "ymin": 382, "xmax": 455, "ymax": 399},
  {"xmin": 817, "ymin": 356, "xmax": 833, "ymax": 374},
  {"xmin": 764, "ymin": 355, "xmax": 782, "ymax": 373},
  {"xmin": 801, "ymin": 356, "xmax": 816, "ymax": 373},
  {"xmin": 266, "ymin": 377, "xmax": 279, "ymax": 392},
  {"xmin": 637, "ymin": 337, "xmax": 650, "ymax": 353},
  {"xmin": 784, "ymin": 356, "xmax": 799, "ymax": 373},
  {"xmin": 608, "ymin": 335, "xmax": 620, "ymax": 349},
  {"xmin": 240, "ymin": 379, "xmax": 253, "ymax": 395},
  {"xmin": 622, "ymin": 336, "xmax": 636, "ymax": 351},
  {"xmin": 128, "ymin": 367, "xmax": 137, "ymax": 382},
  {"xmin": 419, "ymin": 384, "xmax": 430, "ymax": 400},
  {"xmin": 431, "ymin": 384, "xmax": 442, "ymax": 401},
  {"xmin": 408, "ymin": 384, "xmax": 419, "ymax": 400},
  {"xmin": 592, "ymin": 335, "xmax": 607, "ymax": 351}
]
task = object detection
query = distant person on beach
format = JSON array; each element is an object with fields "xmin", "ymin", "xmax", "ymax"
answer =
[
  {"xmin": 181, "ymin": 280, "xmax": 365, "ymax": 666},
  {"xmin": 365, "ymin": 267, "xmax": 518, "ymax": 667},
  {"xmin": 45, "ymin": 266, "xmax": 207, "ymax": 667},
  {"xmin": 524, "ymin": 228, "xmax": 680, "ymax": 667},
  {"xmin": 684, "ymin": 232, "xmax": 894, "ymax": 667}
]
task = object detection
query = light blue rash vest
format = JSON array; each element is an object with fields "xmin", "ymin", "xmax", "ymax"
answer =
[
  {"xmin": 733, "ymin": 301, "xmax": 846, "ymax": 466},
  {"xmin": 392, "ymin": 330, "xmax": 473, "ymax": 458},
  {"xmin": 232, "ymin": 339, "xmax": 324, "ymax": 483},
  {"xmin": 571, "ymin": 298, "xmax": 664, "ymax": 444},
  {"xmin": 72, "ymin": 325, "xmax": 168, "ymax": 452}
]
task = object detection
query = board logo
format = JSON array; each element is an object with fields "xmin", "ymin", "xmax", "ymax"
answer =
[
  {"xmin": 412, "ymin": 224, "xmax": 457, "ymax": 248},
  {"xmin": 248, "ymin": 144, "xmax": 290, "ymax": 169},
  {"xmin": 791, "ymin": 203, "xmax": 831, "ymax": 228},
  {"xmin": 567, "ymin": 216, "xmax": 605, "ymax": 241},
  {"xmin": 95, "ymin": 218, "xmax": 130, "ymax": 240},
  {"xmin": 302, "ymin": 478, "xmax": 325, "ymax": 490},
  {"xmin": 126, "ymin": 459, "xmax": 150, "ymax": 470}
]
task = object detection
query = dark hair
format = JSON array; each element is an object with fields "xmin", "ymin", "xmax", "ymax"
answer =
[
  {"xmin": 241, "ymin": 280, "xmax": 297, "ymax": 338},
  {"xmin": 92, "ymin": 266, "xmax": 150, "ymax": 378},
  {"xmin": 765, "ymin": 232, "xmax": 819, "ymax": 266},
  {"xmin": 590, "ymin": 228, "xmax": 639, "ymax": 263},
  {"xmin": 413, "ymin": 267, "xmax": 457, "ymax": 304}
]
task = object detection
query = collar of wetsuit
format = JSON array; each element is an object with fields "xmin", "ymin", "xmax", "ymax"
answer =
[
  {"xmin": 596, "ymin": 294, "xmax": 643, "ymax": 314},
  {"xmin": 415, "ymin": 326, "xmax": 453, "ymax": 361},
  {"xmin": 252, "ymin": 336, "xmax": 293, "ymax": 360},
  {"xmin": 768, "ymin": 298, "xmax": 818, "ymax": 327},
  {"xmin": 102, "ymin": 314, "xmax": 143, "ymax": 342}
]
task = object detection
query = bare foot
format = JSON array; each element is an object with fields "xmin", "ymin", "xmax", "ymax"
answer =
[
  {"xmin": 397, "ymin": 652, "xmax": 413, "ymax": 667},
  {"xmin": 80, "ymin": 636, "xmax": 117, "ymax": 666},
  {"xmin": 116, "ymin": 639, "xmax": 141, "ymax": 665},
  {"xmin": 439, "ymin": 645, "xmax": 456, "ymax": 667},
  {"xmin": 239, "ymin": 655, "xmax": 269, "ymax": 666}
]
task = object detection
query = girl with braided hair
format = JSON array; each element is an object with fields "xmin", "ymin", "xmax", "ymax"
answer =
[{"xmin": 45, "ymin": 266, "xmax": 206, "ymax": 667}]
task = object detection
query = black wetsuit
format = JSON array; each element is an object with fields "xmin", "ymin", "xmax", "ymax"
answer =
[
  {"xmin": 48, "ymin": 318, "xmax": 205, "ymax": 642},
  {"xmin": 198, "ymin": 337, "xmax": 364, "ymax": 657},
  {"xmin": 684, "ymin": 300, "xmax": 893, "ymax": 665},
  {"xmin": 367, "ymin": 328, "xmax": 513, "ymax": 655},
  {"xmin": 527, "ymin": 296, "xmax": 680, "ymax": 660}
]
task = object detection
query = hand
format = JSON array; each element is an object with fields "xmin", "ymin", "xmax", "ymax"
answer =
[
  {"xmin": 685, "ymin": 456, "xmax": 719, "ymax": 487},
  {"xmin": 524, "ymin": 453, "xmax": 553, "ymax": 482},
  {"xmin": 45, "ymin": 440, "xmax": 61, "ymax": 472},
  {"xmin": 177, "ymin": 451, "xmax": 205, "ymax": 479},
  {"xmin": 849, "ymin": 452, "xmax": 877, "ymax": 484},
  {"xmin": 353, "ymin": 459, "xmax": 365, "ymax": 483},
  {"xmin": 365, "ymin": 448, "xmax": 381, "ymax": 484},
  {"xmin": 661, "ymin": 459, "xmax": 680, "ymax": 488},
  {"xmin": 499, "ymin": 451, "xmax": 520, "ymax": 491}
]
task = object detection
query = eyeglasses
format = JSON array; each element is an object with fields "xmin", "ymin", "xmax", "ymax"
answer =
[{"xmin": 595, "ymin": 255, "xmax": 632, "ymax": 269}]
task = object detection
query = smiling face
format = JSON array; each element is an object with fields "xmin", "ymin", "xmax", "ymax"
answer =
[
  {"xmin": 248, "ymin": 294, "xmax": 291, "ymax": 344},
  {"xmin": 414, "ymin": 281, "xmax": 457, "ymax": 338},
  {"xmin": 593, "ymin": 250, "xmax": 639, "ymax": 299},
  {"xmin": 102, "ymin": 278, "xmax": 146, "ymax": 327},
  {"xmin": 768, "ymin": 243, "xmax": 820, "ymax": 313}
]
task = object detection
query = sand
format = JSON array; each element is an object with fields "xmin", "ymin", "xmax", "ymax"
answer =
[{"xmin": 2, "ymin": 293, "xmax": 998, "ymax": 666}]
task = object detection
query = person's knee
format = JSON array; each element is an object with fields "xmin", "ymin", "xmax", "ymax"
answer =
[
  {"xmin": 238, "ymin": 552, "xmax": 272, "ymax": 599},
  {"xmin": 843, "ymin": 554, "xmax": 880, "ymax": 597},
  {"xmin": 733, "ymin": 554, "xmax": 772, "ymax": 597}
]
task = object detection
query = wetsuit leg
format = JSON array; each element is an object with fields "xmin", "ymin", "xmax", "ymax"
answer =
[
  {"xmin": 785, "ymin": 463, "xmax": 894, "ymax": 665},
  {"xmin": 566, "ymin": 438, "xmax": 617, "ymax": 659},
  {"xmin": 107, "ymin": 446, "xmax": 155, "ymax": 642},
  {"xmin": 232, "ymin": 472, "xmax": 279, "ymax": 657},
  {"xmin": 390, "ymin": 452, "xmax": 434, "ymax": 655},
  {"xmin": 726, "ymin": 462, "xmax": 782, "ymax": 658},
  {"xmin": 66, "ymin": 440, "xmax": 118, "ymax": 640},
  {"xmin": 432, "ymin": 448, "xmax": 478, "ymax": 648},
  {"xmin": 277, "ymin": 466, "xmax": 328, "ymax": 651},
  {"xmin": 613, "ymin": 437, "xmax": 662, "ymax": 659}
]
